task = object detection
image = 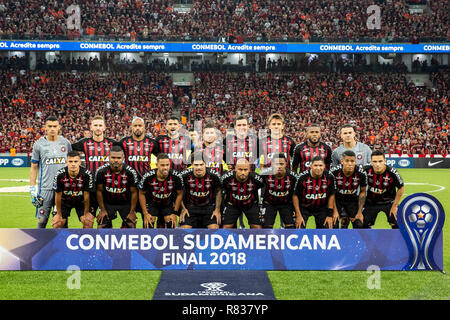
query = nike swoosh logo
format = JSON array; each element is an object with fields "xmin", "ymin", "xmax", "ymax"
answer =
[{"xmin": 428, "ymin": 160, "xmax": 444, "ymax": 167}]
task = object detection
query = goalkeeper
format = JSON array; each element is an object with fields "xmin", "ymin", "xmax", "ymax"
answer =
[{"xmin": 29, "ymin": 116, "xmax": 72, "ymax": 228}]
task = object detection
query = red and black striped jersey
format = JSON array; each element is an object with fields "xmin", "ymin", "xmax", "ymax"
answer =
[
  {"xmin": 259, "ymin": 135, "xmax": 296, "ymax": 168},
  {"xmin": 95, "ymin": 164, "xmax": 139, "ymax": 205},
  {"xmin": 330, "ymin": 165, "xmax": 368, "ymax": 203},
  {"xmin": 260, "ymin": 168, "xmax": 298, "ymax": 206},
  {"xmin": 155, "ymin": 134, "xmax": 191, "ymax": 173},
  {"xmin": 221, "ymin": 171, "xmax": 264, "ymax": 208},
  {"xmin": 363, "ymin": 165, "xmax": 404, "ymax": 205},
  {"xmin": 201, "ymin": 142, "xmax": 227, "ymax": 175},
  {"xmin": 71, "ymin": 137, "xmax": 117, "ymax": 174},
  {"xmin": 180, "ymin": 168, "xmax": 222, "ymax": 207},
  {"xmin": 223, "ymin": 134, "xmax": 258, "ymax": 170},
  {"xmin": 119, "ymin": 135, "xmax": 159, "ymax": 177},
  {"xmin": 139, "ymin": 169, "xmax": 183, "ymax": 207},
  {"xmin": 53, "ymin": 166, "xmax": 94, "ymax": 207},
  {"xmin": 294, "ymin": 170, "xmax": 336, "ymax": 209},
  {"xmin": 292, "ymin": 142, "xmax": 332, "ymax": 173}
]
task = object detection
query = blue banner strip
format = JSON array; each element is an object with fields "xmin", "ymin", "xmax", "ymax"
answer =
[
  {"xmin": 0, "ymin": 228, "xmax": 443, "ymax": 271},
  {"xmin": 0, "ymin": 40, "xmax": 449, "ymax": 53}
]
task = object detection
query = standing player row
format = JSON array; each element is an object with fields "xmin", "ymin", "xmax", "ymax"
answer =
[{"xmin": 30, "ymin": 114, "xmax": 403, "ymax": 229}]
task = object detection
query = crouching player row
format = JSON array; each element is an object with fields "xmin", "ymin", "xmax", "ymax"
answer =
[{"xmin": 52, "ymin": 147, "xmax": 140, "ymax": 229}]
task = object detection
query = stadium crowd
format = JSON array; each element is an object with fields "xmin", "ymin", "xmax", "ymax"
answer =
[
  {"xmin": 0, "ymin": 0, "xmax": 448, "ymax": 42},
  {"xmin": 0, "ymin": 66, "xmax": 448, "ymax": 155},
  {"xmin": 0, "ymin": 70, "xmax": 175, "ymax": 153},
  {"xmin": 185, "ymin": 70, "xmax": 449, "ymax": 155}
]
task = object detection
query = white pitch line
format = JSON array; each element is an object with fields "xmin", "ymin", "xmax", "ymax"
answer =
[
  {"xmin": 0, "ymin": 186, "xmax": 29, "ymax": 193},
  {"xmin": 403, "ymin": 182, "xmax": 446, "ymax": 195}
]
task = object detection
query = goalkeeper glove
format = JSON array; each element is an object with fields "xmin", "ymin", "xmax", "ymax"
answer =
[{"xmin": 30, "ymin": 185, "xmax": 44, "ymax": 208}]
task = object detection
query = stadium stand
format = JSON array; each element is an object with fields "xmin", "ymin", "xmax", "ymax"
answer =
[
  {"xmin": 0, "ymin": 0, "xmax": 448, "ymax": 42},
  {"xmin": 0, "ymin": 65, "xmax": 447, "ymax": 155}
]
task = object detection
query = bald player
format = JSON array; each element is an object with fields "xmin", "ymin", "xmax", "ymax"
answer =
[
  {"xmin": 221, "ymin": 158, "xmax": 265, "ymax": 229},
  {"xmin": 120, "ymin": 117, "xmax": 160, "ymax": 227}
]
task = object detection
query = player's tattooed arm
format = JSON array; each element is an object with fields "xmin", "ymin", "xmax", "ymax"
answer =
[
  {"xmin": 212, "ymin": 188, "xmax": 223, "ymax": 224},
  {"xmin": 292, "ymin": 194, "xmax": 305, "ymax": 228},
  {"xmin": 355, "ymin": 186, "xmax": 366, "ymax": 224},
  {"xmin": 390, "ymin": 185, "xmax": 405, "ymax": 220},
  {"xmin": 96, "ymin": 184, "xmax": 108, "ymax": 226}
]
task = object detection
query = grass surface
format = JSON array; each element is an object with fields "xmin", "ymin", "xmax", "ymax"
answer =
[{"xmin": 0, "ymin": 168, "xmax": 449, "ymax": 300}]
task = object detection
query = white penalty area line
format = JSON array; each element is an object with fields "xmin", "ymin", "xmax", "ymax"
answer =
[{"xmin": 404, "ymin": 182, "xmax": 446, "ymax": 195}]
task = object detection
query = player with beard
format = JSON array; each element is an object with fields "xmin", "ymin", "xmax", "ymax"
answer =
[
  {"xmin": 201, "ymin": 121, "xmax": 228, "ymax": 175},
  {"xmin": 139, "ymin": 153, "xmax": 184, "ymax": 228},
  {"xmin": 95, "ymin": 146, "xmax": 139, "ymax": 228},
  {"xmin": 293, "ymin": 156, "xmax": 338, "ymax": 229},
  {"xmin": 155, "ymin": 115, "xmax": 191, "ymax": 173},
  {"xmin": 221, "ymin": 158, "xmax": 264, "ymax": 229},
  {"xmin": 119, "ymin": 117, "xmax": 160, "ymax": 227},
  {"xmin": 330, "ymin": 150, "xmax": 368, "ymax": 229},
  {"xmin": 259, "ymin": 113, "xmax": 296, "ymax": 170},
  {"xmin": 179, "ymin": 152, "xmax": 222, "ymax": 229},
  {"xmin": 71, "ymin": 115, "xmax": 116, "ymax": 218},
  {"xmin": 30, "ymin": 115, "xmax": 72, "ymax": 228},
  {"xmin": 362, "ymin": 150, "xmax": 405, "ymax": 229},
  {"xmin": 292, "ymin": 123, "xmax": 332, "ymax": 174},
  {"xmin": 52, "ymin": 151, "xmax": 94, "ymax": 228},
  {"xmin": 224, "ymin": 115, "xmax": 258, "ymax": 171},
  {"xmin": 260, "ymin": 153, "xmax": 298, "ymax": 229},
  {"xmin": 120, "ymin": 117, "xmax": 160, "ymax": 176}
]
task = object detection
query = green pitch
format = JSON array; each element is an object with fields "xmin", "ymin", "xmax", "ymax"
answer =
[{"xmin": 0, "ymin": 168, "xmax": 448, "ymax": 300}]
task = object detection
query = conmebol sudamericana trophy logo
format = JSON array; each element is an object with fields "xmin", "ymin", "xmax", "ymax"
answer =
[{"xmin": 397, "ymin": 193, "xmax": 445, "ymax": 271}]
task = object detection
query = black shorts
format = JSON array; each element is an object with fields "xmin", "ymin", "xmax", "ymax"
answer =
[
  {"xmin": 222, "ymin": 203, "xmax": 261, "ymax": 226},
  {"xmin": 147, "ymin": 203, "xmax": 174, "ymax": 218},
  {"xmin": 299, "ymin": 206, "xmax": 336, "ymax": 229},
  {"xmin": 362, "ymin": 202, "xmax": 398, "ymax": 228},
  {"xmin": 335, "ymin": 201, "xmax": 359, "ymax": 218},
  {"xmin": 61, "ymin": 202, "xmax": 85, "ymax": 220},
  {"xmin": 261, "ymin": 203, "xmax": 295, "ymax": 227},
  {"xmin": 104, "ymin": 202, "xmax": 132, "ymax": 221},
  {"xmin": 181, "ymin": 205, "xmax": 218, "ymax": 228}
]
